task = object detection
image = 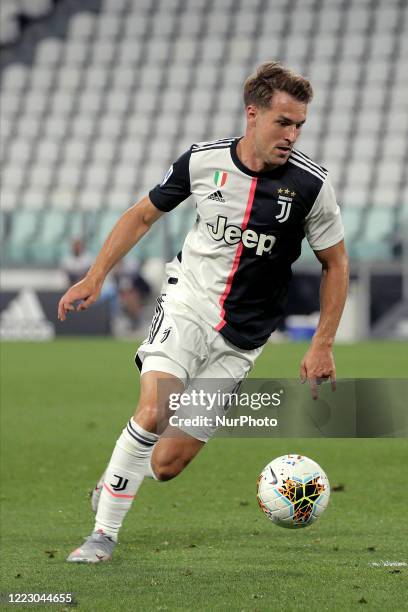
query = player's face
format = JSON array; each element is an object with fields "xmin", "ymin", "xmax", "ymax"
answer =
[{"xmin": 248, "ymin": 91, "xmax": 307, "ymax": 168}]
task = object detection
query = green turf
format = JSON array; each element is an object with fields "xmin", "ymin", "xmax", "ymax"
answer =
[{"xmin": 1, "ymin": 340, "xmax": 407, "ymax": 611}]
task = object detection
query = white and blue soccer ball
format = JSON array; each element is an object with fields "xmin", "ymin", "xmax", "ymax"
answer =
[{"xmin": 256, "ymin": 454, "xmax": 330, "ymax": 528}]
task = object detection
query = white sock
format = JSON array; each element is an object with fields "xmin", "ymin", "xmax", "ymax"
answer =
[{"xmin": 94, "ymin": 418, "xmax": 159, "ymax": 541}]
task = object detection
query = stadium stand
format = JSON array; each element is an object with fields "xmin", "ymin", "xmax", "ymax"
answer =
[{"xmin": 1, "ymin": 0, "xmax": 407, "ymax": 265}]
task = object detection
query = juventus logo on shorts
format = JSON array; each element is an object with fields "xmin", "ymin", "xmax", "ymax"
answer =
[
  {"xmin": 110, "ymin": 475, "xmax": 129, "ymax": 491},
  {"xmin": 160, "ymin": 327, "xmax": 172, "ymax": 343}
]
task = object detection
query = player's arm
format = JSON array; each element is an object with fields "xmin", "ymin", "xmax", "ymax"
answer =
[
  {"xmin": 300, "ymin": 239, "xmax": 349, "ymax": 398},
  {"xmin": 301, "ymin": 173, "xmax": 348, "ymax": 398},
  {"xmin": 57, "ymin": 197, "xmax": 162, "ymax": 321}
]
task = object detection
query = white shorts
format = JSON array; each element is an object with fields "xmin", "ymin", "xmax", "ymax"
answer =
[{"xmin": 135, "ymin": 293, "xmax": 263, "ymax": 442}]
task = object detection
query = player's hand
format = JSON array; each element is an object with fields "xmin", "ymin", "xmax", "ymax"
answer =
[
  {"xmin": 57, "ymin": 275, "xmax": 102, "ymax": 321},
  {"xmin": 300, "ymin": 341, "xmax": 336, "ymax": 400}
]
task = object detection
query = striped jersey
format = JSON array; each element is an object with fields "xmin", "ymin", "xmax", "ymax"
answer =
[{"xmin": 149, "ymin": 137, "xmax": 344, "ymax": 350}]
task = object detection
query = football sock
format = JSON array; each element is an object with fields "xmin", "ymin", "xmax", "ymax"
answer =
[{"xmin": 94, "ymin": 418, "xmax": 159, "ymax": 540}]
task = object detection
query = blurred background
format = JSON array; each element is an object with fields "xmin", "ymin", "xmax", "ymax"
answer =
[{"xmin": 0, "ymin": 0, "xmax": 407, "ymax": 341}]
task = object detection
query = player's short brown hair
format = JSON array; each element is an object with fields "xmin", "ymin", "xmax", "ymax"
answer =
[{"xmin": 243, "ymin": 61, "xmax": 313, "ymax": 108}]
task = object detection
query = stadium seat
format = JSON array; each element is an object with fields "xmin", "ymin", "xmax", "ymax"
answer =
[
  {"xmin": 1, "ymin": 0, "xmax": 406, "ymax": 265},
  {"xmin": 0, "ymin": 190, "xmax": 19, "ymax": 212},
  {"xmin": 6, "ymin": 210, "xmax": 40, "ymax": 263}
]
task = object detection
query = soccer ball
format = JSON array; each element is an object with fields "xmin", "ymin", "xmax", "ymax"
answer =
[{"xmin": 256, "ymin": 454, "xmax": 330, "ymax": 529}]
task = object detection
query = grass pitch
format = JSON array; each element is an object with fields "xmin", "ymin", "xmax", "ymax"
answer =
[{"xmin": 1, "ymin": 340, "xmax": 407, "ymax": 611}]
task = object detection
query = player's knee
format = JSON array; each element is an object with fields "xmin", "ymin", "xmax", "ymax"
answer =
[
  {"xmin": 151, "ymin": 456, "xmax": 188, "ymax": 481},
  {"xmin": 133, "ymin": 402, "xmax": 159, "ymax": 431}
]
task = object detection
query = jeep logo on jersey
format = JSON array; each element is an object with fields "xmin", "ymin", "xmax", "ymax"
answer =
[
  {"xmin": 214, "ymin": 170, "xmax": 228, "ymax": 187},
  {"xmin": 207, "ymin": 215, "xmax": 276, "ymax": 256}
]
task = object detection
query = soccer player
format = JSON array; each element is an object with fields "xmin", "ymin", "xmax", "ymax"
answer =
[{"xmin": 58, "ymin": 61, "xmax": 349, "ymax": 563}]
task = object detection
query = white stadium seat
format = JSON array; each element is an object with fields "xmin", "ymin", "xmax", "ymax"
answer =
[
  {"xmin": 95, "ymin": 14, "xmax": 122, "ymax": 39},
  {"xmin": 20, "ymin": 0, "xmax": 52, "ymax": 18},
  {"xmin": 1, "ymin": 93, "xmax": 21, "ymax": 117},
  {"xmin": 35, "ymin": 140, "xmax": 60, "ymax": 164},
  {"xmin": 102, "ymin": 0, "xmax": 129, "ymax": 13},
  {"xmin": 233, "ymin": 11, "xmax": 258, "ymax": 35},
  {"xmin": 63, "ymin": 41, "xmax": 89, "ymax": 65},
  {"xmin": 318, "ymin": 7, "xmax": 343, "ymax": 33},
  {"xmin": 98, "ymin": 115, "xmax": 123, "ymax": 139},
  {"xmin": 342, "ymin": 186, "xmax": 370, "ymax": 208},
  {"xmin": 78, "ymin": 90, "xmax": 104, "ymax": 114},
  {"xmin": 91, "ymin": 40, "xmax": 117, "ymax": 65},
  {"xmin": 29, "ymin": 66, "xmax": 55, "ymax": 91},
  {"xmin": 9, "ymin": 140, "xmax": 32, "ymax": 163},
  {"xmin": 117, "ymin": 40, "xmax": 144, "ymax": 64},
  {"xmin": 3, "ymin": 165, "xmax": 26, "ymax": 190},
  {"xmin": 1, "ymin": 0, "xmax": 406, "ymax": 265},
  {"xmin": 372, "ymin": 187, "xmax": 398, "ymax": 208},
  {"xmin": 22, "ymin": 91, "xmax": 48, "ymax": 116},
  {"xmin": 28, "ymin": 163, "xmax": 54, "ymax": 189},
  {"xmin": 50, "ymin": 91, "xmax": 76, "ymax": 116},
  {"xmin": 369, "ymin": 33, "xmax": 396, "ymax": 59},
  {"xmin": 84, "ymin": 163, "xmax": 110, "ymax": 189},
  {"xmin": 105, "ymin": 90, "xmax": 129, "ymax": 115},
  {"xmin": 173, "ymin": 39, "xmax": 197, "ymax": 64},
  {"xmin": 69, "ymin": 12, "xmax": 96, "ymax": 39},
  {"xmin": 20, "ymin": 188, "xmax": 47, "ymax": 209},
  {"xmin": 36, "ymin": 38, "xmax": 64, "ymax": 65},
  {"xmin": 374, "ymin": 6, "xmax": 399, "ymax": 31},
  {"xmin": 189, "ymin": 89, "xmax": 213, "ymax": 113},
  {"xmin": 64, "ymin": 141, "xmax": 89, "ymax": 164},
  {"xmin": 91, "ymin": 138, "xmax": 117, "ymax": 163},
  {"xmin": 123, "ymin": 15, "xmax": 150, "ymax": 39},
  {"xmin": 56, "ymin": 67, "xmax": 83, "ymax": 91},
  {"xmin": 346, "ymin": 162, "xmax": 373, "ymax": 188},
  {"xmin": 1, "ymin": 64, "xmax": 29, "ymax": 92},
  {"xmin": 55, "ymin": 164, "xmax": 82, "ymax": 190},
  {"xmin": 106, "ymin": 188, "xmax": 135, "ymax": 209},
  {"xmin": 112, "ymin": 67, "xmax": 135, "ymax": 91},
  {"xmin": 16, "ymin": 116, "xmax": 41, "ymax": 140},
  {"xmin": 0, "ymin": 189, "xmax": 19, "ymax": 211},
  {"xmin": 118, "ymin": 138, "xmax": 144, "ymax": 164},
  {"xmin": 151, "ymin": 13, "xmax": 176, "ymax": 37},
  {"xmin": 78, "ymin": 187, "xmax": 104, "ymax": 210},
  {"xmin": 145, "ymin": 39, "xmax": 173, "ymax": 64},
  {"xmin": 70, "ymin": 116, "xmax": 96, "ymax": 140},
  {"xmin": 85, "ymin": 67, "xmax": 110, "ymax": 90},
  {"xmin": 49, "ymin": 188, "xmax": 75, "ymax": 210},
  {"xmin": 112, "ymin": 164, "xmax": 137, "ymax": 189},
  {"xmin": 290, "ymin": 9, "xmax": 315, "ymax": 32}
]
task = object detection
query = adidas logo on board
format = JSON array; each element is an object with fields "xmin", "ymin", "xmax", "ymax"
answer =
[{"xmin": 0, "ymin": 288, "xmax": 55, "ymax": 340}]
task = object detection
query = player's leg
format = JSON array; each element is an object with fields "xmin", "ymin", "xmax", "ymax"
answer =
[
  {"xmin": 67, "ymin": 369, "xmax": 183, "ymax": 563},
  {"xmin": 150, "ymin": 428, "xmax": 205, "ymax": 481},
  {"xmin": 92, "ymin": 370, "xmax": 183, "ymax": 538},
  {"xmin": 67, "ymin": 295, "xmax": 208, "ymax": 562}
]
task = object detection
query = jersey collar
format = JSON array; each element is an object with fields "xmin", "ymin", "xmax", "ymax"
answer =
[{"xmin": 230, "ymin": 138, "xmax": 285, "ymax": 178}]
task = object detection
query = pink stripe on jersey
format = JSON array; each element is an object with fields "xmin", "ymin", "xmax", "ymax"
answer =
[{"xmin": 215, "ymin": 177, "xmax": 258, "ymax": 331}]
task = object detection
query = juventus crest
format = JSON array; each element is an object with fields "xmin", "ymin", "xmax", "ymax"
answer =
[{"xmin": 276, "ymin": 187, "xmax": 296, "ymax": 223}]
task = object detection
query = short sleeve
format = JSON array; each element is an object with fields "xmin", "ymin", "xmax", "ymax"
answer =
[
  {"xmin": 303, "ymin": 174, "xmax": 344, "ymax": 250},
  {"xmin": 148, "ymin": 148, "xmax": 192, "ymax": 212}
]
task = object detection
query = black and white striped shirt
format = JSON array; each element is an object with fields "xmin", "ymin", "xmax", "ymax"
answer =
[{"xmin": 149, "ymin": 137, "xmax": 344, "ymax": 350}]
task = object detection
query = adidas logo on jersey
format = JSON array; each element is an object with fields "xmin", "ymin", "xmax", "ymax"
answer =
[{"xmin": 208, "ymin": 190, "xmax": 225, "ymax": 203}]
